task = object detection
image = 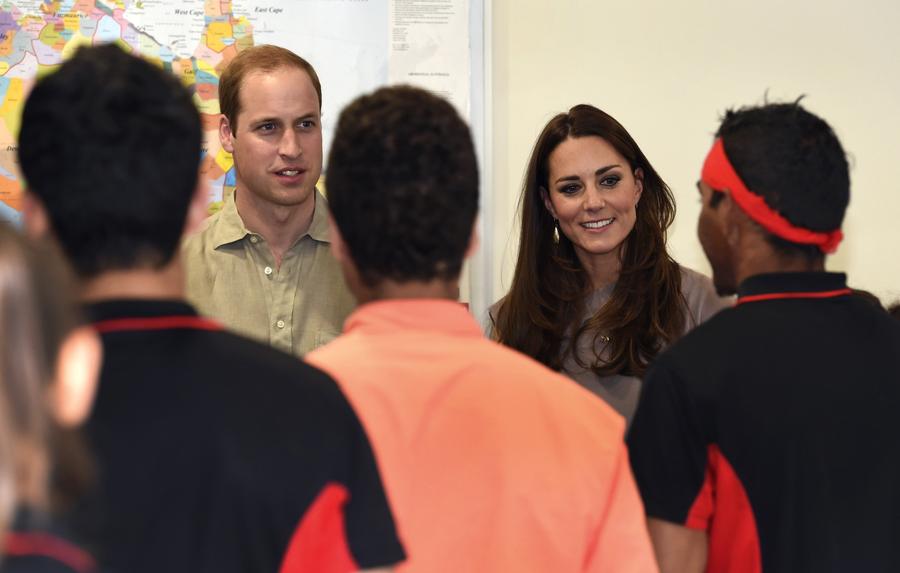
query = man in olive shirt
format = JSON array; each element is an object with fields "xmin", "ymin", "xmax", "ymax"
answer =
[{"xmin": 183, "ymin": 45, "xmax": 354, "ymax": 355}]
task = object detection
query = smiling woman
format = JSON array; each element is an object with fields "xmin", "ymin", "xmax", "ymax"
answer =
[{"xmin": 491, "ymin": 104, "xmax": 729, "ymax": 424}]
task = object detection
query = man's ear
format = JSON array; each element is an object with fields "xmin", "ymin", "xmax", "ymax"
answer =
[
  {"xmin": 540, "ymin": 187, "xmax": 558, "ymax": 220},
  {"xmin": 48, "ymin": 326, "xmax": 102, "ymax": 428},
  {"xmin": 327, "ymin": 214, "xmax": 350, "ymax": 266},
  {"xmin": 22, "ymin": 191, "xmax": 50, "ymax": 239},
  {"xmin": 219, "ymin": 115, "xmax": 235, "ymax": 154},
  {"xmin": 183, "ymin": 176, "xmax": 210, "ymax": 237},
  {"xmin": 719, "ymin": 190, "xmax": 743, "ymax": 248},
  {"xmin": 464, "ymin": 220, "xmax": 480, "ymax": 260}
]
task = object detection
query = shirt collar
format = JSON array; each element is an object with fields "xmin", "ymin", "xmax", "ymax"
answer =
[
  {"xmin": 306, "ymin": 190, "xmax": 331, "ymax": 243},
  {"xmin": 209, "ymin": 189, "xmax": 332, "ymax": 249},
  {"xmin": 344, "ymin": 299, "xmax": 483, "ymax": 338},
  {"xmin": 737, "ymin": 272, "xmax": 849, "ymax": 300}
]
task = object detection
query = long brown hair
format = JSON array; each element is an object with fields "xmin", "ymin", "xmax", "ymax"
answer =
[
  {"xmin": 494, "ymin": 104, "xmax": 685, "ymax": 378},
  {"xmin": 0, "ymin": 224, "xmax": 86, "ymax": 541}
]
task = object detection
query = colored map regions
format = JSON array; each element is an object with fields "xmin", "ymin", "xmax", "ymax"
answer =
[
  {"xmin": 0, "ymin": 0, "xmax": 253, "ymax": 219},
  {"xmin": 230, "ymin": 0, "xmax": 387, "ymax": 158}
]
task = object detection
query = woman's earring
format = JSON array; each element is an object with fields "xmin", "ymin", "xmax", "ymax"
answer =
[{"xmin": 553, "ymin": 219, "xmax": 560, "ymax": 243}]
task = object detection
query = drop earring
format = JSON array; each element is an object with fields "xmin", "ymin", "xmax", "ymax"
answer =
[{"xmin": 553, "ymin": 219, "xmax": 560, "ymax": 243}]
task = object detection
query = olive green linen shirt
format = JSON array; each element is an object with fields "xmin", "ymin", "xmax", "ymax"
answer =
[{"xmin": 182, "ymin": 190, "xmax": 355, "ymax": 356}]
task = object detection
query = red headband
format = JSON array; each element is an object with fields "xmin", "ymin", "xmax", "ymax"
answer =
[{"xmin": 701, "ymin": 138, "xmax": 843, "ymax": 254}]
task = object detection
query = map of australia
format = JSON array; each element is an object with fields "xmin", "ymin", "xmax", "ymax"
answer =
[{"xmin": 0, "ymin": 0, "xmax": 388, "ymax": 221}]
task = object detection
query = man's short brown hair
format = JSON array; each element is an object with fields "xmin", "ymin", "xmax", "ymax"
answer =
[{"xmin": 218, "ymin": 44, "xmax": 322, "ymax": 133}]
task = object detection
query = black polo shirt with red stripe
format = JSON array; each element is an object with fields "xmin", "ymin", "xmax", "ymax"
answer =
[
  {"xmin": 73, "ymin": 299, "xmax": 404, "ymax": 573},
  {"xmin": 627, "ymin": 272, "xmax": 900, "ymax": 572},
  {"xmin": 2, "ymin": 508, "xmax": 96, "ymax": 573}
]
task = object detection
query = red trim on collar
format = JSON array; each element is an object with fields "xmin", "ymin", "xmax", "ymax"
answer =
[
  {"xmin": 736, "ymin": 288, "xmax": 852, "ymax": 305},
  {"xmin": 93, "ymin": 316, "xmax": 223, "ymax": 334},
  {"xmin": 5, "ymin": 532, "xmax": 96, "ymax": 572}
]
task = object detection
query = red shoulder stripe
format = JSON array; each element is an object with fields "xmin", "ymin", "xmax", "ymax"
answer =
[
  {"xmin": 685, "ymin": 445, "xmax": 762, "ymax": 573},
  {"xmin": 737, "ymin": 288, "xmax": 852, "ymax": 305},
  {"xmin": 93, "ymin": 316, "xmax": 223, "ymax": 333},
  {"xmin": 4, "ymin": 532, "xmax": 96, "ymax": 573},
  {"xmin": 279, "ymin": 482, "xmax": 358, "ymax": 573}
]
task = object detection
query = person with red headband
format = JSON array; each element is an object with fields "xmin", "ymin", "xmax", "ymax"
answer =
[{"xmin": 627, "ymin": 101, "xmax": 900, "ymax": 572}]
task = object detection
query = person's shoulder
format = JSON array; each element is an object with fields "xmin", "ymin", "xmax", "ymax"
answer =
[
  {"xmin": 207, "ymin": 328, "xmax": 338, "ymax": 386},
  {"xmin": 2, "ymin": 509, "xmax": 97, "ymax": 573},
  {"xmin": 678, "ymin": 264, "xmax": 733, "ymax": 325},
  {"xmin": 181, "ymin": 208, "xmax": 225, "ymax": 255},
  {"xmin": 476, "ymin": 337, "xmax": 627, "ymax": 439},
  {"xmin": 186, "ymin": 330, "xmax": 347, "ymax": 413},
  {"xmin": 484, "ymin": 296, "xmax": 507, "ymax": 337}
]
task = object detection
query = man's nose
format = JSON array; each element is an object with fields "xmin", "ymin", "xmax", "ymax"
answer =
[{"xmin": 279, "ymin": 131, "xmax": 302, "ymax": 158}]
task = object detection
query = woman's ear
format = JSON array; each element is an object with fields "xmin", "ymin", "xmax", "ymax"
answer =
[
  {"xmin": 540, "ymin": 187, "xmax": 557, "ymax": 219},
  {"xmin": 49, "ymin": 326, "xmax": 102, "ymax": 428}
]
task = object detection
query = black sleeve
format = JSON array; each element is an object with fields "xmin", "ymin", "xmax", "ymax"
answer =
[
  {"xmin": 334, "ymin": 390, "xmax": 406, "ymax": 568},
  {"xmin": 626, "ymin": 358, "xmax": 712, "ymax": 528},
  {"xmin": 275, "ymin": 372, "xmax": 405, "ymax": 572}
]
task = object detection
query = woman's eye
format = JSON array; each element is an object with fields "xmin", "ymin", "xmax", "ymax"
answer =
[
  {"xmin": 600, "ymin": 175, "xmax": 621, "ymax": 187},
  {"xmin": 559, "ymin": 184, "xmax": 580, "ymax": 195}
]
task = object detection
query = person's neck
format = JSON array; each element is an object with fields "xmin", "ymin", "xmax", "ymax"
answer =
[
  {"xmin": 234, "ymin": 188, "xmax": 316, "ymax": 268},
  {"xmin": 354, "ymin": 278, "xmax": 460, "ymax": 305},
  {"xmin": 734, "ymin": 243, "xmax": 825, "ymax": 286},
  {"xmin": 576, "ymin": 249, "xmax": 622, "ymax": 291},
  {"xmin": 81, "ymin": 259, "xmax": 185, "ymax": 302}
]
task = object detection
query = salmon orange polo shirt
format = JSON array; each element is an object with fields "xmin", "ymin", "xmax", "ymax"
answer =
[{"xmin": 307, "ymin": 299, "xmax": 658, "ymax": 573}]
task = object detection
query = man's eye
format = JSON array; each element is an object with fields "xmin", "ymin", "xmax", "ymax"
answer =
[
  {"xmin": 257, "ymin": 123, "xmax": 276, "ymax": 133},
  {"xmin": 299, "ymin": 120, "xmax": 316, "ymax": 129}
]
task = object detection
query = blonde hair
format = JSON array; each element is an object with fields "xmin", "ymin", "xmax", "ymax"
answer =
[{"xmin": 0, "ymin": 224, "xmax": 79, "ymax": 541}]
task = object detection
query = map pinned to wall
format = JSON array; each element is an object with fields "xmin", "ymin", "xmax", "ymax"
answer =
[{"xmin": 0, "ymin": 0, "xmax": 469, "ymax": 222}]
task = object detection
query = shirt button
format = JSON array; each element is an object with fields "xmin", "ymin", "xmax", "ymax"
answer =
[
  {"xmin": 250, "ymin": 236, "xmax": 259, "ymax": 244},
  {"xmin": 276, "ymin": 319, "xmax": 286, "ymax": 329},
  {"xmin": 264, "ymin": 266, "xmax": 273, "ymax": 276}
]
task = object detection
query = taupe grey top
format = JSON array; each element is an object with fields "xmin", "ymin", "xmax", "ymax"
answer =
[
  {"xmin": 491, "ymin": 266, "xmax": 730, "ymax": 426},
  {"xmin": 562, "ymin": 267, "xmax": 730, "ymax": 426},
  {"xmin": 182, "ymin": 190, "xmax": 355, "ymax": 356}
]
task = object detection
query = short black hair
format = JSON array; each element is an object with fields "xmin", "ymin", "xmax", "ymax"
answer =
[
  {"xmin": 715, "ymin": 100, "xmax": 850, "ymax": 260},
  {"xmin": 326, "ymin": 85, "xmax": 478, "ymax": 286},
  {"xmin": 19, "ymin": 44, "xmax": 202, "ymax": 278}
]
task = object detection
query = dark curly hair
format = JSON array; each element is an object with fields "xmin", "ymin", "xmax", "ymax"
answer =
[
  {"xmin": 715, "ymin": 100, "xmax": 850, "ymax": 261},
  {"xmin": 494, "ymin": 104, "xmax": 685, "ymax": 378},
  {"xmin": 18, "ymin": 44, "xmax": 202, "ymax": 278},
  {"xmin": 326, "ymin": 85, "xmax": 478, "ymax": 286}
]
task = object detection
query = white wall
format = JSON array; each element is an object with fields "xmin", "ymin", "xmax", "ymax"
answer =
[{"xmin": 486, "ymin": 0, "xmax": 900, "ymax": 309}]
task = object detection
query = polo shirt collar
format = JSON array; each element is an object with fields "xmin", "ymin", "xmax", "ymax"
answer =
[
  {"xmin": 210, "ymin": 189, "xmax": 332, "ymax": 249},
  {"xmin": 737, "ymin": 272, "xmax": 848, "ymax": 300},
  {"xmin": 85, "ymin": 299, "xmax": 198, "ymax": 323},
  {"xmin": 345, "ymin": 299, "xmax": 483, "ymax": 338}
]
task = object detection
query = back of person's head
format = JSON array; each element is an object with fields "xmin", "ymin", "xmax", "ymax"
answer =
[
  {"xmin": 714, "ymin": 100, "xmax": 850, "ymax": 260},
  {"xmin": 18, "ymin": 43, "xmax": 202, "ymax": 278},
  {"xmin": 218, "ymin": 44, "xmax": 322, "ymax": 133},
  {"xmin": 326, "ymin": 85, "xmax": 478, "ymax": 287},
  {"xmin": 0, "ymin": 223, "xmax": 91, "ymax": 540}
]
